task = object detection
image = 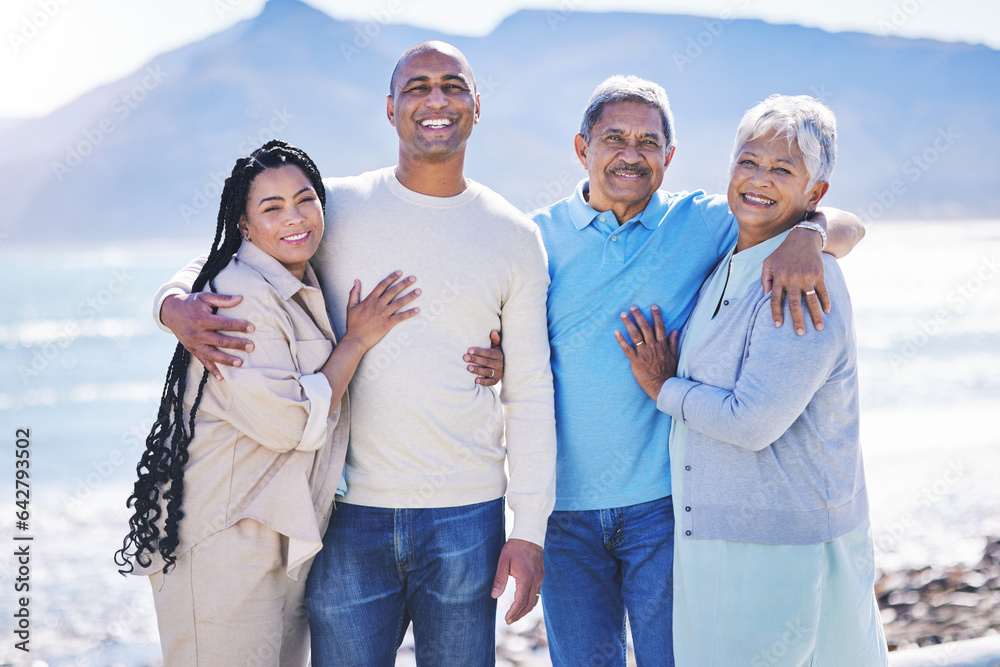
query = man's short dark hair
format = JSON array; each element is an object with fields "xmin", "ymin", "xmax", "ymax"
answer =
[{"xmin": 580, "ymin": 75, "xmax": 676, "ymax": 151}]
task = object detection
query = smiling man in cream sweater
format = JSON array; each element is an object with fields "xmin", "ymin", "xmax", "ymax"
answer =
[{"xmin": 155, "ymin": 41, "xmax": 555, "ymax": 666}]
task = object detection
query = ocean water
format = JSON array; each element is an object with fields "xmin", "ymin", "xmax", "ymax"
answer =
[{"xmin": 0, "ymin": 221, "xmax": 998, "ymax": 665}]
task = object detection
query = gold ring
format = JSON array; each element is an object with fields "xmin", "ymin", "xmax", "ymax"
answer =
[
  {"xmin": 805, "ymin": 290, "xmax": 817, "ymax": 296},
  {"xmin": 489, "ymin": 368, "xmax": 495, "ymax": 379},
  {"xmin": 635, "ymin": 341, "xmax": 645, "ymax": 347}
]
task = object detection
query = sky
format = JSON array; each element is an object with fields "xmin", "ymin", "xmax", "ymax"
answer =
[{"xmin": 1, "ymin": 0, "xmax": 999, "ymax": 119}]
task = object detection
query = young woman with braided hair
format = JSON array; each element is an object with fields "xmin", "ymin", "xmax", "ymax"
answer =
[{"xmin": 115, "ymin": 140, "xmax": 422, "ymax": 664}]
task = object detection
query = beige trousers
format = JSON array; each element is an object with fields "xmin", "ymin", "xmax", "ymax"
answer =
[{"xmin": 150, "ymin": 518, "xmax": 311, "ymax": 667}]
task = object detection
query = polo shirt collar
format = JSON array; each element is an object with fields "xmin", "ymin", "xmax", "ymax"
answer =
[
  {"xmin": 235, "ymin": 240, "xmax": 318, "ymax": 301},
  {"xmin": 569, "ymin": 179, "xmax": 662, "ymax": 231}
]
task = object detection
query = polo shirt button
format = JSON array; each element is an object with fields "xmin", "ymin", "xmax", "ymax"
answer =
[
  {"xmin": 685, "ymin": 506, "xmax": 691, "ymax": 512},
  {"xmin": 611, "ymin": 235, "xmax": 617, "ymax": 241},
  {"xmin": 684, "ymin": 465, "xmax": 691, "ymax": 471},
  {"xmin": 599, "ymin": 217, "xmax": 605, "ymax": 222},
  {"xmin": 685, "ymin": 530, "xmax": 692, "ymax": 536}
]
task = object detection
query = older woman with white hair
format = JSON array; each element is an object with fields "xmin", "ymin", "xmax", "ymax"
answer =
[{"xmin": 616, "ymin": 95, "xmax": 888, "ymax": 665}]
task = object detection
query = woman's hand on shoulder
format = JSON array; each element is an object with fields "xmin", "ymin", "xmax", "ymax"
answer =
[{"xmin": 341, "ymin": 271, "xmax": 420, "ymax": 352}]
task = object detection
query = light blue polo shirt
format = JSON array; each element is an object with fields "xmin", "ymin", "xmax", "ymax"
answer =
[{"xmin": 531, "ymin": 179, "xmax": 737, "ymax": 511}]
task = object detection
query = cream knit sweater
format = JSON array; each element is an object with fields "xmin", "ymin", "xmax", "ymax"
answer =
[{"xmin": 156, "ymin": 167, "xmax": 556, "ymax": 546}]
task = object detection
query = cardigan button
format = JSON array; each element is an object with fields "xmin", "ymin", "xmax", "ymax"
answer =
[
  {"xmin": 685, "ymin": 530, "xmax": 692, "ymax": 536},
  {"xmin": 685, "ymin": 506, "xmax": 691, "ymax": 512},
  {"xmin": 684, "ymin": 465, "xmax": 691, "ymax": 471},
  {"xmin": 723, "ymin": 299, "xmax": 730, "ymax": 306}
]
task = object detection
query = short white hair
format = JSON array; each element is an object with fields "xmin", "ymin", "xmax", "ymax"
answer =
[{"xmin": 730, "ymin": 95, "xmax": 837, "ymax": 187}]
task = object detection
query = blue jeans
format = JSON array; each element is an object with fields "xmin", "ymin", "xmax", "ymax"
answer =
[
  {"xmin": 542, "ymin": 496, "xmax": 675, "ymax": 667},
  {"xmin": 305, "ymin": 499, "xmax": 504, "ymax": 667}
]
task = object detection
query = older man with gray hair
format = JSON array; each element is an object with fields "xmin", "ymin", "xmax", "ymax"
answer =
[{"xmin": 531, "ymin": 76, "xmax": 864, "ymax": 666}]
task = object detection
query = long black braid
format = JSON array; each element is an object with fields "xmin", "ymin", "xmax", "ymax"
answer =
[{"xmin": 115, "ymin": 139, "xmax": 325, "ymax": 575}]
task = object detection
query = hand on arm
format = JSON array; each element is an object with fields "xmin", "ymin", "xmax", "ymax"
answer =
[
  {"xmin": 491, "ymin": 538, "xmax": 544, "ymax": 624},
  {"xmin": 464, "ymin": 330, "xmax": 504, "ymax": 386},
  {"xmin": 160, "ymin": 292, "xmax": 254, "ymax": 380},
  {"xmin": 317, "ymin": 271, "xmax": 420, "ymax": 416},
  {"xmin": 614, "ymin": 305, "xmax": 679, "ymax": 401},
  {"xmin": 210, "ymin": 272, "xmax": 417, "ymax": 451},
  {"xmin": 762, "ymin": 208, "xmax": 865, "ymax": 335},
  {"xmin": 657, "ymin": 300, "xmax": 841, "ymax": 450}
]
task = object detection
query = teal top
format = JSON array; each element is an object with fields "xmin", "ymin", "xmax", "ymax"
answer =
[{"xmin": 676, "ymin": 231, "xmax": 790, "ymax": 376}]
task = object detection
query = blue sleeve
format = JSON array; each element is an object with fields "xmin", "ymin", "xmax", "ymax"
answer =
[{"xmin": 692, "ymin": 192, "xmax": 738, "ymax": 260}]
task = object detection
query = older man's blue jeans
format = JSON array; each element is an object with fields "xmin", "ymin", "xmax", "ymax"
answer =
[
  {"xmin": 305, "ymin": 499, "xmax": 504, "ymax": 667},
  {"xmin": 541, "ymin": 496, "xmax": 675, "ymax": 667}
]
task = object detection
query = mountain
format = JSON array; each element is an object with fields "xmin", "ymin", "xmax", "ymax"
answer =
[{"xmin": 1, "ymin": 0, "xmax": 997, "ymax": 244}]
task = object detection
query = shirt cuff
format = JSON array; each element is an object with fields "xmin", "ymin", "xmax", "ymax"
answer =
[
  {"xmin": 656, "ymin": 377, "xmax": 699, "ymax": 422},
  {"xmin": 298, "ymin": 372, "xmax": 333, "ymax": 452},
  {"xmin": 153, "ymin": 287, "xmax": 188, "ymax": 333}
]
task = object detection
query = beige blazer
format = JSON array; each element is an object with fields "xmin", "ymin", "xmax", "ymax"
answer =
[{"xmin": 139, "ymin": 241, "xmax": 348, "ymax": 580}]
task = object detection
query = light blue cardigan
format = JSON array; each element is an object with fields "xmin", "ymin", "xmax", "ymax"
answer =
[{"xmin": 656, "ymin": 251, "xmax": 869, "ymax": 545}]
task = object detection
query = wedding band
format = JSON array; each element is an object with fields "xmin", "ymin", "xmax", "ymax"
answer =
[
  {"xmin": 805, "ymin": 290, "xmax": 816, "ymax": 296},
  {"xmin": 489, "ymin": 368, "xmax": 495, "ymax": 379},
  {"xmin": 635, "ymin": 340, "xmax": 645, "ymax": 346}
]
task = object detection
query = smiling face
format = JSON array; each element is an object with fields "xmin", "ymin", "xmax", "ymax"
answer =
[
  {"xmin": 575, "ymin": 101, "xmax": 675, "ymax": 224},
  {"xmin": 387, "ymin": 46, "xmax": 480, "ymax": 164},
  {"xmin": 238, "ymin": 164, "xmax": 324, "ymax": 280},
  {"xmin": 728, "ymin": 132, "xmax": 829, "ymax": 251}
]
